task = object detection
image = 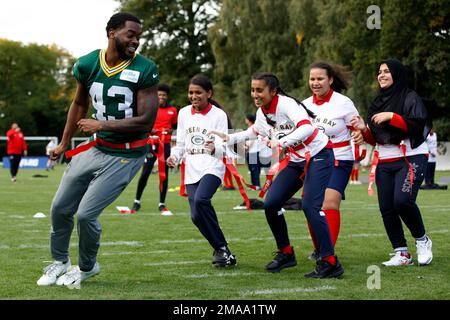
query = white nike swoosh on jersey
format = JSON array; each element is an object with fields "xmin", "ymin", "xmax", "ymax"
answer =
[{"xmin": 153, "ymin": 74, "xmax": 158, "ymax": 78}]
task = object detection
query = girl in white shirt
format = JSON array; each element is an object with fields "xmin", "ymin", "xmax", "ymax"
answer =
[
  {"xmin": 302, "ymin": 61, "xmax": 360, "ymax": 260},
  {"xmin": 167, "ymin": 74, "xmax": 236, "ymax": 268}
]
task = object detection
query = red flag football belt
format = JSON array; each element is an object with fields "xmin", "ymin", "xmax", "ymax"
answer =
[
  {"xmin": 331, "ymin": 140, "xmax": 350, "ymax": 148},
  {"xmin": 347, "ymin": 125, "xmax": 367, "ymax": 161},
  {"xmin": 367, "ymin": 142, "xmax": 413, "ymax": 196},
  {"xmin": 259, "ymin": 129, "xmax": 318, "ymax": 198},
  {"xmin": 223, "ymin": 158, "xmax": 254, "ymax": 210},
  {"xmin": 178, "ymin": 158, "xmax": 254, "ymax": 210},
  {"xmin": 290, "ymin": 128, "xmax": 319, "ymax": 151},
  {"xmin": 65, "ymin": 134, "xmax": 149, "ymax": 158},
  {"xmin": 331, "ymin": 140, "xmax": 367, "ymax": 161},
  {"xmin": 147, "ymin": 135, "xmax": 167, "ymax": 192},
  {"xmin": 354, "ymin": 143, "xmax": 367, "ymax": 161},
  {"xmin": 179, "ymin": 161, "xmax": 188, "ymax": 197}
]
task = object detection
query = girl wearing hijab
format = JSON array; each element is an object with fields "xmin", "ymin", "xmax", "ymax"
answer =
[{"xmin": 351, "ymin": 59, "xmax": 433, "ymax": 266}]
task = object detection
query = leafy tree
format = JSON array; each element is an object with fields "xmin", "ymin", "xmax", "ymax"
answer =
[
  {"xmin": 0, "ymin": 39, "xmax": 75, "ymax": 138},
  {"xmin": 209, "ymin": 0, "xmax": 450, "ymax": 137},
  {"xmin": 209, "ymin": 0, "xmax": 302, "ymax": 126},
  {"xmin": 118, "ymin": 0, "xmax": 220, "ymax": 107}
]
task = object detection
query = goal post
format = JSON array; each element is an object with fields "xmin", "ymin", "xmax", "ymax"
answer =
[{"xmin": 0, "ymin": 136, "xmax": 60, "ymax": 169}]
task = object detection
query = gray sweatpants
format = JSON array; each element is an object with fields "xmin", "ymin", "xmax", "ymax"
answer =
[{"xmin": 50, "ymin": 147, "xmax": 144, "ymax": 270}]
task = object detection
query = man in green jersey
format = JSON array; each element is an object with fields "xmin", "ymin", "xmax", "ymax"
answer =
[{"xmin": 37, "ymin": 12, "xmax": 159, "ymax": 287}]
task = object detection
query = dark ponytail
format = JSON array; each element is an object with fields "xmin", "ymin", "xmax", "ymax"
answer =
[
  {"xmin": 310, "ymin": 61, "xmax": 352, "ymax": 93},
  {"xmin": 251, "ymin": 72, "xmax": 316, "ymax": 119}
]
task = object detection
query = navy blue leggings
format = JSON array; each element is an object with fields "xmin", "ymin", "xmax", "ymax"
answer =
[
  {"xmin": 376, "ymin": 154, "xmax": 427, "ymax": 249},
  {"xmin": 246, "ymin": 152, "xmax": 271, "ymax": 188},
  {"xmin": 9, "ymin": 154, "xmax": 22, "ymax": 177},
  {"xmin": 264, "ymin": 148, "xmax": 334, "ymax": 258},
  {"xmin": 186, "ymin": 174, "xmax": 227, "ymax": 250},
  {"xmin": 425, "ymin": 161, "xmax": 436, "ymax": 185}
]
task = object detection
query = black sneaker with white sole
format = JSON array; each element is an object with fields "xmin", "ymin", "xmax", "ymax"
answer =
[
  {"xmin": 132, "ymin": 202, "xmax": 141, "ymax": 212},
  {"xmin": 212, "ymin": 248, "xmax": 237, "ymax": 267},
  {"xmin": 265, "ymin": 250, "xmax": 297, "ymax": 273},
  {"xmin": 304, "ymin": 257, "xmax": 344, "ymax": 279}
]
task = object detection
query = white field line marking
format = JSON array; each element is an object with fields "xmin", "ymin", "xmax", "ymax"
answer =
[
  {"xmin": 10, "ymin": 224, "xmax": 38, "ymax": 228},
  {"xmin": 420, "ymin": 208, "xmax": 450, "ymax": 212},
  {"xmin": 157, "ymin": 229, "xmax": 449, "ymax": 244},
  {"xmin": 101, "ymin": 241, "xmax": 143, "ymax": 247},
  {"xmin": 4, "ymin": 229, "xmax": 448, "ymax": 251},
  {"xmin": 342, "ymin": 204, "xmax": 450, "ymax": 209},
  {"xmin": 158, "ymin": 233, "xmax": 386, "ymax": 244},
  {"xmin": 102, "ymin": 212, "xmax": 191, "ymax": 217},
  {"xmin": 102, "ymin": 250, "xmax": 170, "ymax": 256},
  {"xmin": 8, "ymin": 215, "xmax": 26, "ymax": 219},
  {"xmin": 18, "ymin": 244, "xmax": 49, "ymax": 249},
  {"xmin": 100, "ymin": 204, "xmax": 448, "ymax": 216},
  {"xmin": 186, "ymin": 272, "xmax": 265, "ymax": 279},
  {"xmin": 14, "ymin": 241, "xmax": 144, "ymax": 250},
  {"xmin": 144, "ymin": 260, "xmax": 210, "ymax": 266},
  {"xmin": 240, "ymin": 285, "xmax": 336, "ymax": 296}
]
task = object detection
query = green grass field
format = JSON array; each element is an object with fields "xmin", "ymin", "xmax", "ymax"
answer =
[{"xmin": 0, "ymin": 165, "xmax": 449, "ymax": 300}]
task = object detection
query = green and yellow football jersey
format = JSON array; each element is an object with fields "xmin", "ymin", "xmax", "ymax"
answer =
[{"xmin": 73, "ymin": 49, "xmax": 159, "ymax": 157}]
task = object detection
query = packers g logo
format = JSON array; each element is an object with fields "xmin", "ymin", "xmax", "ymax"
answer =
[
  {"xmin": 191, "ymin": 135, "xmax": 205, "ymax": 146},
  {"xmin": 275, "ymin": 132, "xmax": 286, "ymax": 140},
  {"xmin": 317, "ymin": 125, "xmax": 326, "ymax": 133}
]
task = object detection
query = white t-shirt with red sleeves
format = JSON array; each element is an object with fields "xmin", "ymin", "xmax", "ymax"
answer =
[
  {"xmin": 171, "ymin": 104, "xmax": 227, "ymax": 184},
  {"xmin": 302, "ymin": 91, "xmax": 359, "ymax": 161},
  {"xmin": 229, "ymin": 95, "xmax": 329, "ymax": 163}
]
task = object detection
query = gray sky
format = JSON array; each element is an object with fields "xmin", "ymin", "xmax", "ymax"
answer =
[{"xmin": 0, "ymin": 0, "xmax": 119, "ymax": 57}]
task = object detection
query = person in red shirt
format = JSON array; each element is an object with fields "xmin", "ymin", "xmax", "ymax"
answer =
[
  {"xmin": 6, "ymin": 122, "xmax": 28, "ymax": 182},
  {"xmin": 132, "ymin": 84, "xmax": 178, "ymax": 215}
]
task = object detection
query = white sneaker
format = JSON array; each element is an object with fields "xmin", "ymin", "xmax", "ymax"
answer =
[
  {"xmin": 56, "ymin": 262, "xmax": 100, "ymax": 288},
  {"xmin": 382, "ymin": 251, "xmax": 413, "ymax": 266},
  {"xmin": 37, "ymin": 260, "xmax": 71, "ymax": 286},
  {"xmin": 353, "ymin": 180, "xmax": 362, "ymax": 185},
  {"xmin": 416, "ymin": 237, "xmax": 433, "ymax": 266}
]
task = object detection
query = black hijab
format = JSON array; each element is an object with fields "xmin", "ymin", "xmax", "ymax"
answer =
[{"xmin": 367, "ymin": 59, "xmax": 431, "ymax": 148}]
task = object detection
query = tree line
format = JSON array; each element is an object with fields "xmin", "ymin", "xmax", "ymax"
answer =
[{"xmin": 1, "ymin": 0, "xmax": 449, "ymax": 140}]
